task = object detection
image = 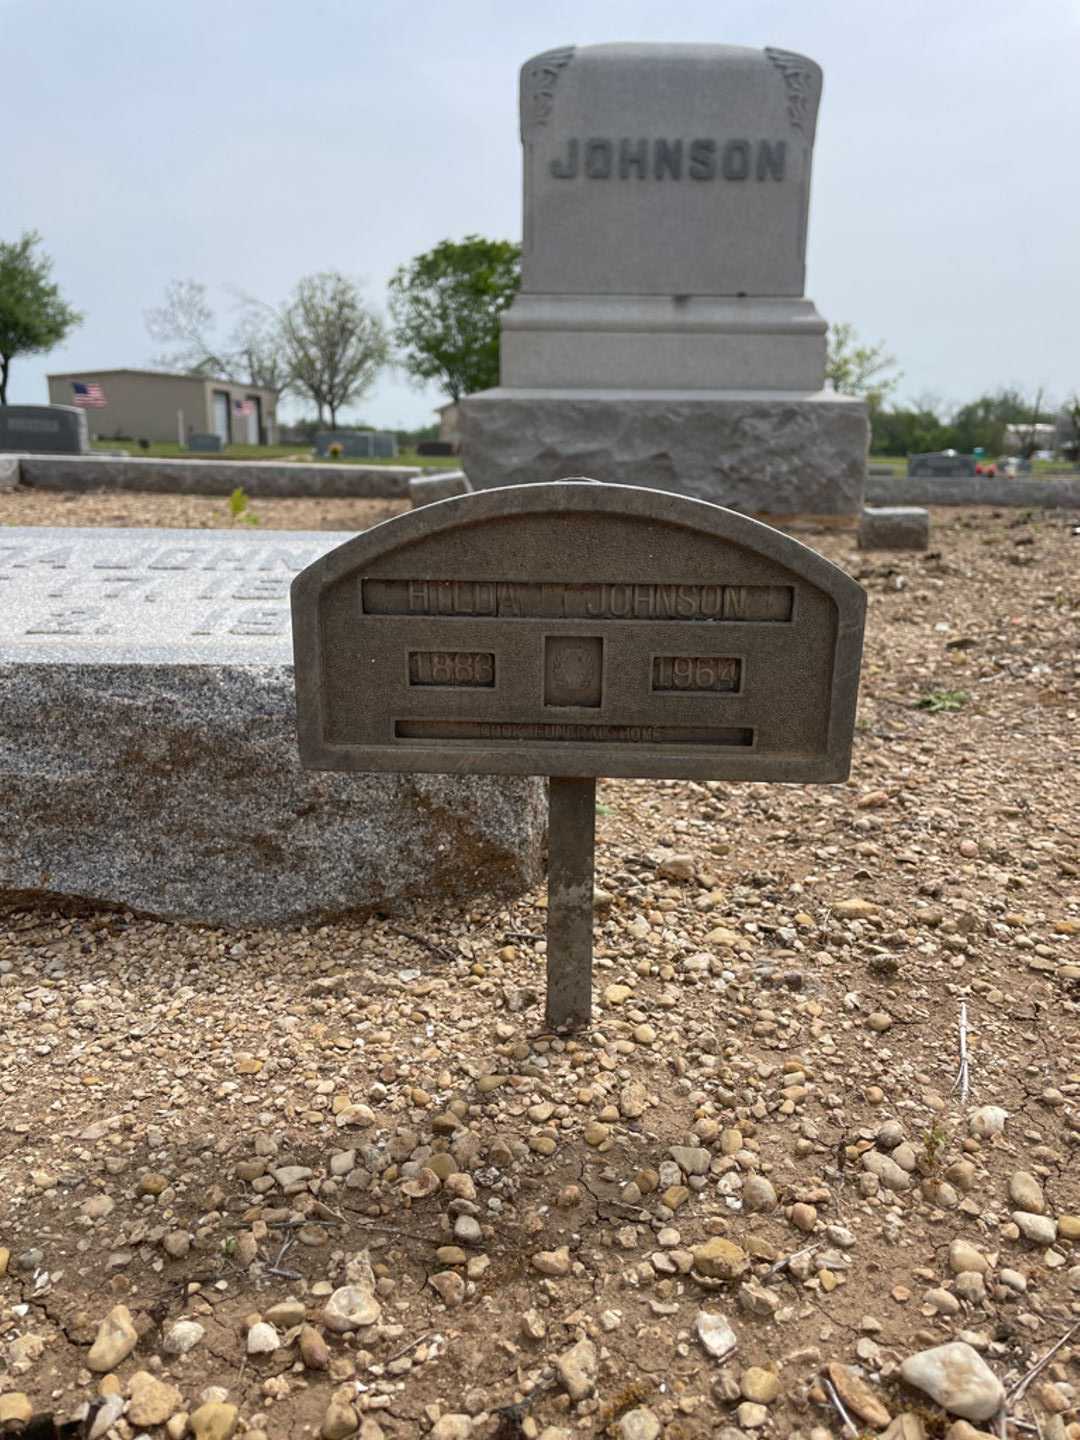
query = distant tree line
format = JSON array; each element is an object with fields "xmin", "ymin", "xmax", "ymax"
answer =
[{"xmin": 825, "ymin": 325, "xmax": 1063, "ymax": 458}]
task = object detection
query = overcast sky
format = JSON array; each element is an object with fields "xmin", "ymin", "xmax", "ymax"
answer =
[{"xmin": 5, "ymin": 0, "xmax": 1078, "ymax": 427}]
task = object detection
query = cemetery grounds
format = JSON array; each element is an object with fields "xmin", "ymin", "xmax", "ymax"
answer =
[{"xmin": 0, "ymin": 488, "xmax": 1078, "ymax": 1440}]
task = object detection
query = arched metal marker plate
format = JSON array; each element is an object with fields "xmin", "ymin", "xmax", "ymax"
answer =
[{"xmin": 291, "ymin": 481, "xmax": 865, "ymax": 783}]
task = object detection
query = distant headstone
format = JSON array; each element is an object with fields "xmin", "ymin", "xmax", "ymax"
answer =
[
  {"xmin": 0, "ymin": 404, "xmax": 88, "ymax": 455},
  {"xmin": 858, "ymin": 506, "xmax": 930, "ymax": 551},
  {"xmin": 408, "ymin": 471, "xmax": 472, "ymax": 507},
  {"xmin": 315, "ymin": 431, "xmax": 374, "ymax": 458},
  {"xmin": 417, "ymin": 440, "xmax": 458, "ymax": 457},
  {"xmin": 0, "ymin": 527, "xmax": 544, "ymax": 923},
  {"xmin": 460, "ymin": 43, "xmax": 868, "ymax": 515},
  {"xmin": 292, "ymin": 480, "xmax": 866, "ymax": 1028},
  {"xmin": 371, "ymin": 431, "xmax": 398, "ymax": 458},
  {"xmin": 907, "ymin": 451, "xmax": 977, "ymax": 478},
  {"xmin": 189, "ymin": 433, "xmax": 223, "ymax": 453}
]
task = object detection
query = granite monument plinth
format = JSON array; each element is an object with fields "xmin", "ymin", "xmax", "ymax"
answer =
[
  {"xmin": 461, "ymin": 43, "xmax": 868, "ymax": 515},
  {"xmin": 0, "ymin": 404, "xmax": 89, "ymax": 454},
  {"xmin": 0, "ymin": 528, "xmax": 544, "ymax": 924}
]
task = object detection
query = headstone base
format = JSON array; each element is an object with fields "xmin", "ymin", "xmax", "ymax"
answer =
[
  {"xmin": 857, "ymin": 505, "xmax": 930, "ymax": 551},
  {"xmin": 501, "ymin": 295, "xmax": 827, "ymax": 391},
  {"xmin": 460, "ymin": 388, "xmax": 868, "ymax": 516}
]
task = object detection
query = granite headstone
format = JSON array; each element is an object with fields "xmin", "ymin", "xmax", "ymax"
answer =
[
  {"xmin": 0, "ymin": 404, "xmax": 89, "ymax": 455},
  {"xmin": 907, "ymin": 451, "xmax": 977, "ymax": 478},
  {"xmin": 0, "ymin": 527, "xmax": 544, "ymax": 924},
  {"xmin": 316, "ymin": 431, "xmax": 374, "ymax": 458},
  {"xmin": 460, "ymin": 44, "xmax": 869, "ymax": 515}
]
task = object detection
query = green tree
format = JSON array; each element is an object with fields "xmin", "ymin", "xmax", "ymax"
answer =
[
  {"xmin": 388, "ymin": 236, "xmax": 521, "ymax": 402},
  {"xmin": 0, "ymin": 231, "xmax": 82, "ymax": 404},
  {"xmin": 825, "ymin": 322, "xmax": 901, "ymax": 412},
  {"xmin": 145, "ymin": 280, "xmax": 289, "ymax": 397},
  {"xmin": 950, "ymin": 387, "xmax": 1037, "ymax": 456},
  {"xmin": 871, "ymin": 407, "xmax": 951, "ymax": 457},
  {"xmin": 280, "ymin": 272, "xmax": 388, "ymax": 428}
]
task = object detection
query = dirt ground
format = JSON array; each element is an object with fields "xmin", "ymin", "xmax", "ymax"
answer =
[{"xmin": 0, "ymin": 493, "xmax": 1078, "ymax": 1440}]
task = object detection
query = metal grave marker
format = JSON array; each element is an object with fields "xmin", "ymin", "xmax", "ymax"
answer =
[{"xmin": 292, "ymin": 480, "xmax": 866, "ymax": 1029}]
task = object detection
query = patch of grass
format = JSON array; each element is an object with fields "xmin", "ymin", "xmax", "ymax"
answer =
[
  {"xmin": 88, "ymin": 439, "xmax": 459, "ymax": 468},
  {"xmin": 920, "ymin": 1119, "xmax": 950, "ymax": 1173},
  {"xmin": 228, "ymin": 487, "xmax": 259, "ymax": 526},
  {"xmin": 916, "ymin": 689, "xmax": 969, "ymax": 713}
]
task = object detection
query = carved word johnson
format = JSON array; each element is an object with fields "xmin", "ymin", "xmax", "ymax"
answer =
[{"xmin": 548, "ymin": 137, "xmax": 787, "ymax": 182}]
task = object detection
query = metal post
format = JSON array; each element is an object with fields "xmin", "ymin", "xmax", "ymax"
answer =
[{"xmin": 545, "ymin": 776, "xmax": 596, "ymax": 1031}]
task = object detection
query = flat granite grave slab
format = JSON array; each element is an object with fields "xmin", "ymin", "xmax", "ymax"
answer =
[{"xmin": 0, "ymin": 528, "xmax": 544, "ymax": 925}]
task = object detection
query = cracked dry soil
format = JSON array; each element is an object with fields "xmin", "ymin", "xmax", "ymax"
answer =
[{"xmin": 0, "ymin": 493, "xmax": 1078, "ymax": 1440}]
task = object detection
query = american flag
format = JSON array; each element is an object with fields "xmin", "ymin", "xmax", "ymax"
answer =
[
  {"xmin": 71, "ymin": 381, "xmax": 107, "ymax": 408},
  {"xmin": 233, "ymin": 398, "xmax": 255, "ymax": 415}
]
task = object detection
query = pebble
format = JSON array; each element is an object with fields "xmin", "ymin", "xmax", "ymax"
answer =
[
  {"xmin": 949, "ymin": 1240, "xmax": 991, "ymax": 1275},
  {"xmin": 697, "ymin": 1310, "xmax": 737, "ymax": 1358},
  {"xmin": 531, "ymin": 1245, "xmax": 571, "ymax": 1276},
  {"xmin": 556, "ymin": 1337, "xmax": 597, "ymax": 1401},
  {"xmin": 863, "ymin": 1149, "xmax": 912, "ymax": 1191},
  {"xmin": 737, "ymin": 1402, "xmax": 769, "ymax": 1429},
  {"xmin": 833, "ymin": 898, "xmax": 879, "ymax": 918},
  {"xmin": 163, "ymin": 1320, "xmax": 205, "ymax": 1355},
  {"xmin": 81, "ymin": 1194, "xmax": 115, "ymax": 1220},
  {"xmin": 1008, "ymin": 1171, "xmax": 1045, "ymax": 1213},
  {"xmin": 825, "ymin": 1361, "xmax": 892, "ymax": 1429},
  {"xmin": 265, "ymin": 1298, "xmax": 306, "ymax": 1328},
  {"xmin": 669, "ymin": 1145, "xmax": 710, "ymax": 1175},
  {"xmin": 453, "ymin": 1214, "xmax": 483, "ymax": 1244},
  {"xmin": 189, "ymin": 1402, "xmax": 239, "ymax": 1440},
  {"xmin": 741, "ymin": 1367, "xmax": 780, "ymax": 1403},
  {"xmin": 431, "ymin": 1418, "xmax": 472, "ymax": 1440},
  {"xmin": 86, "ymin": 1303, "xmax": 138, "ymax": 1372},
  {"xmin": 900, "ymin": 1342, "xmax": 1005, "ymax": 1423},
  {"xmin": 299, "ymin": 1324, "xmax": 330, "ymax": 1370},
  {"xmin": 790, "ymin": 1202, "xmax": 817, "ymax": 1233},
  {"xmin": 742, "ymin": 1175, "xmax": 778, "ymax": 1213},
  {"xmin": 693, "ymin": 1237, "xmax": 749, "ymax": 1281},
  {"xmin": 127, "ymin": 1371, "xmax": 183, "ymax": 1427},
  {"xmin": 429, "ymin": 1270, "xmax": 465, "ymax": 1306},
  {"xmin": 322, "ymin": 1398, "xmax": 359, "ymax": 1439},
  {"xmin": 89, "ymin": 1395, "xmax": 127, "ymax": 1440},
  {"xmin": 1012, "ymin": 1211, "xmax": 1057, "ymax": 1244},
  {"xmin": 0, "ymin": 1395, "xmax": 32, "ymax": 1427},
  {"xmin": 618, "ymin": 1409, "xmax": 660, "ymax": 1440},
  {"xmin": 968, "ymin": 1107, "xmax": 1007, "ymax": 1139},
  {"xmin": 247, "ymin": 1321, "xmax": 280, "ymax": 1354},
  {"xmin": 323, "ymin": 1281, "xmax": 380, "ymax": 1331}
]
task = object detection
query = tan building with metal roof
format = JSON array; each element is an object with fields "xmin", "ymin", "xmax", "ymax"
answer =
[{"xmin": 47, "ymin": 368, "xmax": 278, "ymax": 446}]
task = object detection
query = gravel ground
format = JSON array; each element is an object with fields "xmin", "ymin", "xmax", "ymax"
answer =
[{"xmin": 1, "ymin": 493, "xmax": 1078, "ymax": 1440}]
